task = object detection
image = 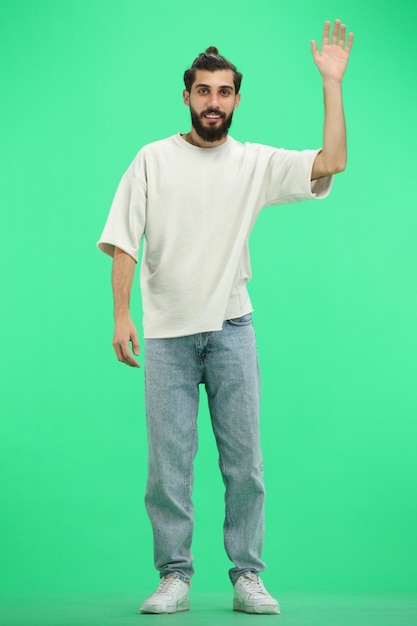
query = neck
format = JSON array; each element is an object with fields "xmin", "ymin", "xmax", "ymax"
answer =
[{"xmin": 183, "ymin": 128, "xmax": 228, "ymax": 149}]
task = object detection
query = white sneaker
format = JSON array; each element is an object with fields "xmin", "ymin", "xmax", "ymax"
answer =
[
  {"xmin": 140, "ymin": 576, "xmax": 190, "ymax": 614},
  {"xmin": 233, "ymin": 572, "xmax": 280, "ymax": 614}
]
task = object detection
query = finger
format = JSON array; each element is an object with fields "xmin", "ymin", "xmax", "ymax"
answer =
[
  {"xmin": 311, "ymin": 39, "xmax": 319, "ymax": 57},
  {"xmin": 346, "ymin": 32, "xmax": 354, "ymax": 53},
  {"xmin": 332, "ymin": 19, "xmax": 341, "ymax": 44},
  {"xmin": 132, "ymin": 333, "xmax": 140, "ymax": 356},
  {"xmin": 122, "ymin": 352, "xmax": 140, "ymax": 367},
  {"xmin": 120, "ymin": 342, "xmax": 140, "ymax": 368},
  {"xmin": 113, "ymin": 342, "xmax": 124, "ymax": 363},
  {"xmin": 339, "ymin": 23, "xmax": 346, "ymax": 47},
  {"xmin": 114, "ymin": 341, "xmax": 129, "ymax": 364},
  {"xmin": 322, "ymin": 20, "xmax": 330, "ymax": 46},
  {"xmin": 121, "ymin": 343, "xmax": 140, "ymax": 367},
  {"xmin": 113, "ymin": 340, "xmax": 140, "ymax": 367}
]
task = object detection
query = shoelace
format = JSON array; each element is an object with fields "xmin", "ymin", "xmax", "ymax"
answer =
[
  {"xmin": 154, "ymin": 577, "xmax": 182, "ymax": 595},
  {"xmin": 241, "ymin": 573, "xmax": 268, "ymax": 595}
]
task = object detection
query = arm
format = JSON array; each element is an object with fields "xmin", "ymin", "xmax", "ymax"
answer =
[
  {"xmin": 112, "ymin": 246, "xmax": 140, "ymax": 368},
  {"xmin": 311, "ymin": 19, "xmax": 354, "ymax": 180}
]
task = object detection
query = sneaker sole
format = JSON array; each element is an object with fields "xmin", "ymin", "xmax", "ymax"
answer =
[
  {"xmin": 233, "ymin": 599, "xmax": 280, "ymax": 615},
  {"xmin": 140, "ymin": 599, "xmax": 190, "ymax": 614}
]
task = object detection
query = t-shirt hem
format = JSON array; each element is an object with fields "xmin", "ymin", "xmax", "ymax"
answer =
[
  {"xmin": 144, "ymin": 324, "xmax": 224, "ymax": 339},
  {"xmin": 143, "ymin": 307, "xmax": 254, "ymax": 339}
]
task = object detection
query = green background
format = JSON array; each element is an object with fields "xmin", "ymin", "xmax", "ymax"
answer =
[{"xmin": 1, "ymin": 0, "xmax": 416, "ymax": 598}]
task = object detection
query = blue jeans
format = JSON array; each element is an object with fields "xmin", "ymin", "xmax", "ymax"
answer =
[{"xmin": 144, "ymin": 313, "xmax": 265, "ymax": 584}]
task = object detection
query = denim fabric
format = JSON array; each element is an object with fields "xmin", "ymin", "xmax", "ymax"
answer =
[{"xmin": 144, "ymin": 314, "xmax": 265, "ymax": 584}]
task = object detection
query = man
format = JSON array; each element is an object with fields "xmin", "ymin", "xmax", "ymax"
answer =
[{"xmin": 98, "ymin": 19, "xmax": 353, "ymax": 615}]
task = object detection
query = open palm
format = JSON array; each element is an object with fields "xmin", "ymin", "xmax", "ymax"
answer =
[{"xmin": 311, "ymin": 20, "xmax": 354, "ymax": 83}]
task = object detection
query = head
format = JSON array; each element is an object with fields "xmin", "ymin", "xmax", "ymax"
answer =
[{"xmin": 183, "ymin": 47, "xmax": 242, "ymax": 143}]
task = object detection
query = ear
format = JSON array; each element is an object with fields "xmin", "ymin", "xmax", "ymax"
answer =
[
  {"xmin": 183, "ymin": 89, "xmax": 190, "ymax": 106},
  {"xmin": 234, "ymin": 93, "xmax": 241, "ymax": 110}
]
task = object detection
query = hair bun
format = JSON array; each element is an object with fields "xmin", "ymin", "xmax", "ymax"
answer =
[{"xmin": 184, "ymin": 47, "xmax": 242, "ymax": 94}]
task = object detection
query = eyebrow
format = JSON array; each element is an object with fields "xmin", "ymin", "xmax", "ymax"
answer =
[{"xmin": 194, "ymin": 83, "xmax": 234, "ymax": 90}]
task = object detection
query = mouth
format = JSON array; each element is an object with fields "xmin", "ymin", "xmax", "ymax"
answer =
[{"xmin": 202, "ymin": 111, "xmax": 224, "ymax": 122}]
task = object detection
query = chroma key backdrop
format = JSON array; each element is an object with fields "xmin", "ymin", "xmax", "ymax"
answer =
[{"xmin": 1, "ymin": 0, "xmax": 416, "ymax": 623}]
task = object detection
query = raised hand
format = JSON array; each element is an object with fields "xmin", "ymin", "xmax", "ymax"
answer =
[{"xmin": 311, "ymin": 19, "xmax": 353, "ymax": 84}]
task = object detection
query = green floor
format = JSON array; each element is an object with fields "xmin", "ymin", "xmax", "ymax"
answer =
[{"xmin": 0, "ymin": 591, "xmax": 416, "ymax": 626}]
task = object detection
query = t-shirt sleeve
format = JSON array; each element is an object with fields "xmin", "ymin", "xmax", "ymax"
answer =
[
  {"xmin": 97, "ymin": 157, "xmax": 147, "ymax": 262},
  {"xmin": 263, "ymin": 147, "xmax": 333, "ymax": 206}
]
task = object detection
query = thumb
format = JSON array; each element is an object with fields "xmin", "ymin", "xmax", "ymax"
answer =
[{"xmin": 132, "ymin": 332, "xmax": 140, "ymax": 356}]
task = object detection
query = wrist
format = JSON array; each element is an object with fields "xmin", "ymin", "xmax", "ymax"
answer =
[
  {"xmin": 322, "ymin": 77, "xmax": 343, "ymax": 89},
  {"xmin": 114, "ymin": 308, "xmax": 131, "ymax": 321}
]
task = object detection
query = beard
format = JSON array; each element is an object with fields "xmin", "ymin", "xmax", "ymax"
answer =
[{"xmin": 190, "ymin": 105, "xmax": 234, "ymax": 143}]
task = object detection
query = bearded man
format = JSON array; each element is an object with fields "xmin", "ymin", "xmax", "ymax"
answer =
[{"xmin": 98, "ymin": 19, "xmax": 353, "ymax": 615}]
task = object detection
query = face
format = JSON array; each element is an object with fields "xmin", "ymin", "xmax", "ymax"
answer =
[{"xmin": 183, "ymin": 69, "xmax": 241, "ymax": 143}]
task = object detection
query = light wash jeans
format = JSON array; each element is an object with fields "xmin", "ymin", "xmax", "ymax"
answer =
[{"xmin": 144, "ymin": 313, "xmax": 265, "ymax": 584}]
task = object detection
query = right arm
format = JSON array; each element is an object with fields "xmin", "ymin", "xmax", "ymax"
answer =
[{"xmin": 112, "ymin": 246, "xmax": 140, "ymax": 368}]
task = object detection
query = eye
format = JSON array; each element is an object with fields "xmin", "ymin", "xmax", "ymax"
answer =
[
  {"xmin": 221, "ymin": 90, "xmax": 231, "ymax": 96},
  {"xmin": 198, "ymin": 88, "xmax": 208, "ymax": 94}
]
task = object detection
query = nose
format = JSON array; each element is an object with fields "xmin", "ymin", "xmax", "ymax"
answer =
[{"xmin": 208, "ymin": 92, "xmax": 220, "ymax": 108}]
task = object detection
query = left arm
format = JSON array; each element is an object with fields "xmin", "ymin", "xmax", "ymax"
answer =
[{"xmin": 311, "ymin": 19, "xmax": 354, "ymax": 180}]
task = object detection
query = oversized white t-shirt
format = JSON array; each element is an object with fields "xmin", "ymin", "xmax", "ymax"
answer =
[{"xmin": 98, "ymin": 133, "xmax": 332, "ymax": 338}]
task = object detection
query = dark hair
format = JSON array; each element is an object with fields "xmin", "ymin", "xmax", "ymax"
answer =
[{"xmin": 184, "ymin": 46, "xmax": 242, "ymax": 94}]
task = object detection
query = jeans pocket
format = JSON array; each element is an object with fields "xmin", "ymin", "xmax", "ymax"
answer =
[{"xmin": 226, "ymin": 313, "xmax": 253, "ymax": 326}]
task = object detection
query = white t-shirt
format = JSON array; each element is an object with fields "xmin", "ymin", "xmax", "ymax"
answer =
[{"xmin": 98, "ymin": 133, "xmax": 332, "ymax": 338}]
